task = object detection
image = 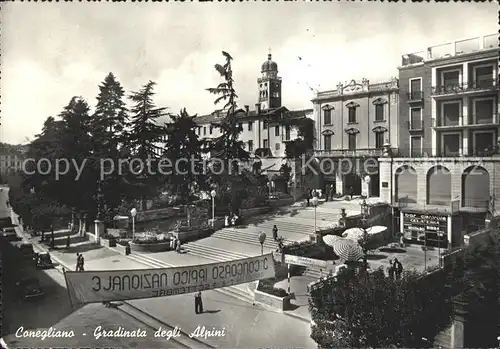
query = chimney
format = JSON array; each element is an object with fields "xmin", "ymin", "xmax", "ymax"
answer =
[
  {"xmin": 255, "ymin": 103, "xmax": 261, "ymax": 114},
  {"xmin": 244, "ymin": 105, "xmax": 249, "ymax": 114}
]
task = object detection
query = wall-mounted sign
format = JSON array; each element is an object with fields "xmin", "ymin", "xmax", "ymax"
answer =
[
  {"xmin": 402, "ymin": 212, "xmax": 448, "ymax": 242},
  {"xmin": 284, "ymin": 254, "xmax": 329, "ymax": 269}
]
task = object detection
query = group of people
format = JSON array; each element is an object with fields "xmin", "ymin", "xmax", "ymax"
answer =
[
  {"xmin": 170, "ymin": 236, "xmax": 182, "ymax": 253},
  {"xmin": 75, "ymin": 253, "xmax": 85, "ymax": 271},
  {"xmin": 224, "ymin": 213, "xmax": 240, "ymax": 227},
  {"xmin": 388, "ymin": 258, "xmax": 404, "ymax": 280}
]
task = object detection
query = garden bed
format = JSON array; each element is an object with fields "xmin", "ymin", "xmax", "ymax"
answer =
[
  {"xmin": 172, "ymin": 224, "xmax": 214, "ymax": 243},
  {"xmin": 254, "ymin": 278, "xmax": 292, "ymax": 311},
  {"xmin": 269, "ymin": 197, "xmax": 295, "ymax": 208},
  {"xmin": 240, "ymin": 206, "xmax": 271, "ymax": 219},
  {"xmin": 129, "ymin": 241, "xmax": 171, "ymax": 253}
]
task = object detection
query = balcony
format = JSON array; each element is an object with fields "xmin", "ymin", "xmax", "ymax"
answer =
[
  {"xmin": 408, "ymin": 119, "xmax": 424, "ymax": 132},
  {"xmin": 315, "ymin": 148, "xmax": 384, "ymax": 157},
  {"xmin": 406, "ymin": 91, "xmax": 424, "ymax": 103},
  {"xmin": 431, "ymin": 79, "xmax": 499, "ymax": 96}
]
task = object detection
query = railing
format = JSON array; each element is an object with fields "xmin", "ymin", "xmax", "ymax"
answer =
[
  {"xmin": 407, "ymin": 119, "xmax": 424, "ymax": 131},
  {"xmin": 314, "ymin": 148, "xmax": 384, "ymax": 157},
  {"xmin": 431, "ymin": 79, "xmax": 498, "ymax": 96},
  {"xmin": 461, "ymin": 198, "xmax": 490, "ymax": 210},
  {"xmin": 391, "ymin": 147, "xmax": 500, "ymax": 157},
  {"xmin": 401, "ymin": 33, "xmax": 498, "ymax": 66},
  {"xmin": 406, "ymin": 91, "xmax": 424, "ymax": 101},
  {"xmin": 432, "ymin": 113, "xmax": 500, "ymax": 127}
]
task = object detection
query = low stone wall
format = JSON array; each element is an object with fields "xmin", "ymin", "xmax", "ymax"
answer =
[
  {"xmin": 240, "ymin": 206, "xmax": 271, "ymax": 219},
  {"xmin": 464, "ymin": 228, "xmax": 496, "ymax": 248},
  {"xmin": 269, "ymin": 197, "xmax": 295, "ymax": 208},
  {"xmin": 135, "ymin": 207, "xmax": 184, "ymax": 222},
  {"xmin": 86, "ymin": 232, "xmax": 97, "ymax": 243},
  {"xmin": 100, "ymin": 237, "xmax": 116, "ymax": 248},
  {"xmin": 440, "ymin": 248, "xmax": 466, "ymax": 268},
  {"xmin": 115, "ymin": 243, "xmax": 130, "ymax": 255},
  {"xmin": 129, "ymin": 241, "xmax": 171, "ymax": 253},
  {"xmin": 254, "ymin": 281, "xmax": 292, "ymax": 311},
  {"xmin": 172, "ymin": 228, "xmax": 214, "ymax": 244}
]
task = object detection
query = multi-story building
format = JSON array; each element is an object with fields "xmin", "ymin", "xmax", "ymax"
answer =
[
  {"xmin": 194, "ymin": 53, "xmax": 313, "ymax": 161},
  {"xmin": 311, "ymin": 78, "xmax": 399, "ymax": 197},
  {"xmin": 380, "ymin": 33, "xmax": 500, "ymax": 248}
]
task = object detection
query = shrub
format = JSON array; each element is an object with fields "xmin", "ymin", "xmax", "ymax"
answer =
[
  {"xmin": 100, "ymin": 233, "xmax": 116, "ymax": 241},
  {"xmin": 117, "ymin": 240, "xmax": 129, "ymax": 247}
]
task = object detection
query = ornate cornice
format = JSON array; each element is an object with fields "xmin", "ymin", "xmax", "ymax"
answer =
[
  {"xmin": 345, "ymin": 101, "xmax": 360, "ymax": 109},
  {"xmin": 372, "ymin": 126, "xmax": 388, "ymax": 133},
  {"xmin": 372, "ymin": 98, "xmax": 387, "ymax": 105},
  {"xmin": 322, "ymin": 129, "xmax": 334, "ymax": 136},
  {"xmin": 321, "ymin": 104, "xmax": 334, "ymax": 111}
]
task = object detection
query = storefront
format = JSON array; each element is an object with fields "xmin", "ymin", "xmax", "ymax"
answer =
[{"xmin": 400, "ymin": 211, "xmax": 455, "ymax": 248}]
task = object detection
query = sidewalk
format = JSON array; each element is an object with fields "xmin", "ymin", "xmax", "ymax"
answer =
[{"xmin": 275, "ymin": 275, "xmax": 315, "ymax": 321}]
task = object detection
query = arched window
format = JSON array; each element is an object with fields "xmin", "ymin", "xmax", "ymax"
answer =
[
  {"xmin": 462, "ymin": 166, "xmax": 490, "ymax": 209},
  {"xmin": 395, "ymin": 166, "xmax": 418, "ymax": 203},
  {"xmin": 427, "ymin": 166, "xmax": 451, "ymax": 205}
]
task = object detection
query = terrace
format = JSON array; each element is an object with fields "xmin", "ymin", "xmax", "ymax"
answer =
[{"xmin": 401, "ymin": 33, "xmax": 498, "ymax": 67}]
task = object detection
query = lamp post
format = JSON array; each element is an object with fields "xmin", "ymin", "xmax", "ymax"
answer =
[
  {"xmin": 130, "ymin": 208, "xmax": 137, "ymax": 240},
  {"xmin": 311, "ymin": 196, "xmax": 319, "ymax": 241},
  {"xmin": 360, "ymin": 199, "xmax": 370, "ymax": 256},
  {"xmin": 258, "ymin": 232, "xmax": 266, "ymax": 255},
  {"xmin": 210, "ymin": 189, "xmax": 216, "ymax": 226}
]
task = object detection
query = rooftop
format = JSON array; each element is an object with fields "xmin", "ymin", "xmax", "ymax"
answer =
[
  {"xmin": 193, "ymin": 107, "xmax": 313, "ymax": 125},
  {"xmin": 312, "ymin": 78, "xmax": 399, "ymax": 102},
  {"xmin": 400, "ymin": 33, "xmax": 498, "ymax": 67}
]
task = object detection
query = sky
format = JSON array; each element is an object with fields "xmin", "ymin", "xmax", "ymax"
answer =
[{"xmin": 1, "ymin": 2, "xmax": 497, "ymax": 144}]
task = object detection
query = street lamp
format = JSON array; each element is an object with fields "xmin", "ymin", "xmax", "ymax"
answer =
[
  {"xmin": 258, "ymin": 232, "xmax": 266, "ymax": 255},
  {"xmin": 360, "ymin": 200, "xmax": 371, "ymax": 256},
  {"xmin": 130, "ymin": 208, "xmax": 137, "ymax": 240},
  {"xmin": 210, "ymin": 189, "xmax": 216, "ymax": 227},
  {"xmin": 311, "ymin": 196, "xmax": 319, "ymax": 241}
]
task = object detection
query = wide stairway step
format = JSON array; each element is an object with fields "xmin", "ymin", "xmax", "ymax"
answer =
[
  {"xmin": 241, "ymin": 219, "xmax": 315, "ymax": 235},
  {"xmin": 212, "ymin": 228, "xmax": 294, "ymax": 248},
  {"xmin": 183, "ymin": 242, "xmax": 252, "ymax": 261},
  {"xmin": 127, "ymin": 252, "xmax": 255, "ymax": 303}
]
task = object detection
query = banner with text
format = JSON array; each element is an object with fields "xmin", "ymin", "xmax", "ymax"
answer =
[{"xmin": 64, "ymin": 254, "xmax": 275, "ymax": 306}]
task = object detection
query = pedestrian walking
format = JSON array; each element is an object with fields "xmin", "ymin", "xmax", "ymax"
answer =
[
  {"xmin": 75, "ymin": 253, "xmax": 80, "ymax": 271},
  {"xmin": 306, "ymin": 188, "xmax": 311, "ymax": 207},
  {"xmin": 78, "ymin": 253, "xmax": 85, "ymax": 271},
  {"xmin": 194, "ymin": 291, "xmax": 203, "ymax": 314},
  {"xmin": 176, "ymin": 239, "xmax": 182, "ymax": 253},
  {"xmin": 394, "ymin": 258, "xmax": 403, "ymax": 280},
  {"xmin": 272, "ymin": 225, "xmax": 278, "ymax": 241},
  {"xmin": 388, "ymin": 259, "xmax": 395, "ymax": 280},
  {"xmin": 348, "ymin": 186, "xmax": 354, "ymax": 200}
]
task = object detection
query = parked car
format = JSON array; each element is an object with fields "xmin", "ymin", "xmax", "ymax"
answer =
[
  {"xmin": 1, "ymin": 227, "xmax": 21, "ymax": 241},
  {"xmin": 34, "ymin": 252, "xmax": 54, "ymax": 269},
  {"xmin": 16, "ymin": 276, "xmax": 44, "ymax": 300},
  {"xmin": 16, "ymin": 241, "xmax": 35, "ymax": 261}
]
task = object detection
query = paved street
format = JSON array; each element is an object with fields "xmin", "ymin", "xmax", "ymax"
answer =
[
  {"xmin": 42, "ymin": 246, "xmax": 316, "ymax": 349},
  {"xmin": 1, "ymin": 247, "xmax": 180, "ymax": 348}
]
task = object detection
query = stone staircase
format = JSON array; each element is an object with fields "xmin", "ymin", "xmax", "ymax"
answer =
[
  {"xmin": 242, "ymin": 218, "xmax": 316, "ymax": 236},
  {"xmin": 211, "ymin": 228, "xmax": 294, "ymax": 250},
  {"xmin": 433, "ymin": 326, "xmax": 451, "ymax": 348},
  {"xmin": 127, "ymin": 251, "xmax": 255, "ymax": 304}
]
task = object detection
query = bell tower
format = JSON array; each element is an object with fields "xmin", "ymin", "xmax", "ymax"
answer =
[{"xmin": 257, "ymin": 49, "xmax": 282, "ymax": 111}]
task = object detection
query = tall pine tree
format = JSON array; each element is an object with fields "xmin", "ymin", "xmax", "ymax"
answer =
[
  {"xmin": 206, "ymin": 51, "xmax": 250, "ymax": 213},
  {"xmin": 163, "ymin": 109, "xmax": 208, "ymax": 224},
  {"xmin": 91, "ymin": 73, "xmax": 131, "ymax": 218},
  {"xmin": 126, "ymin": 81, "xmax": 168, "ymax": 202}
]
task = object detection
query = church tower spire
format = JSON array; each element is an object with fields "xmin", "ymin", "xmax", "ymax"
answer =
[{"xmin": 257, "ymin": 50, "xmax": 282, "ymax": 110}]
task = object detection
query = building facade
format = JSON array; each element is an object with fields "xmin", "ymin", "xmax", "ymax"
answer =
[
  {"xmin": 311, "ymin": 78, "xmax": 399, "ymax": 197},
  {"xmin": 380, "ymin": 33, "xmax": 500, "ymax": 248},
  {"xmin": 194, "ymin": 53, "xmax": 313, "ymax": 160}
]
